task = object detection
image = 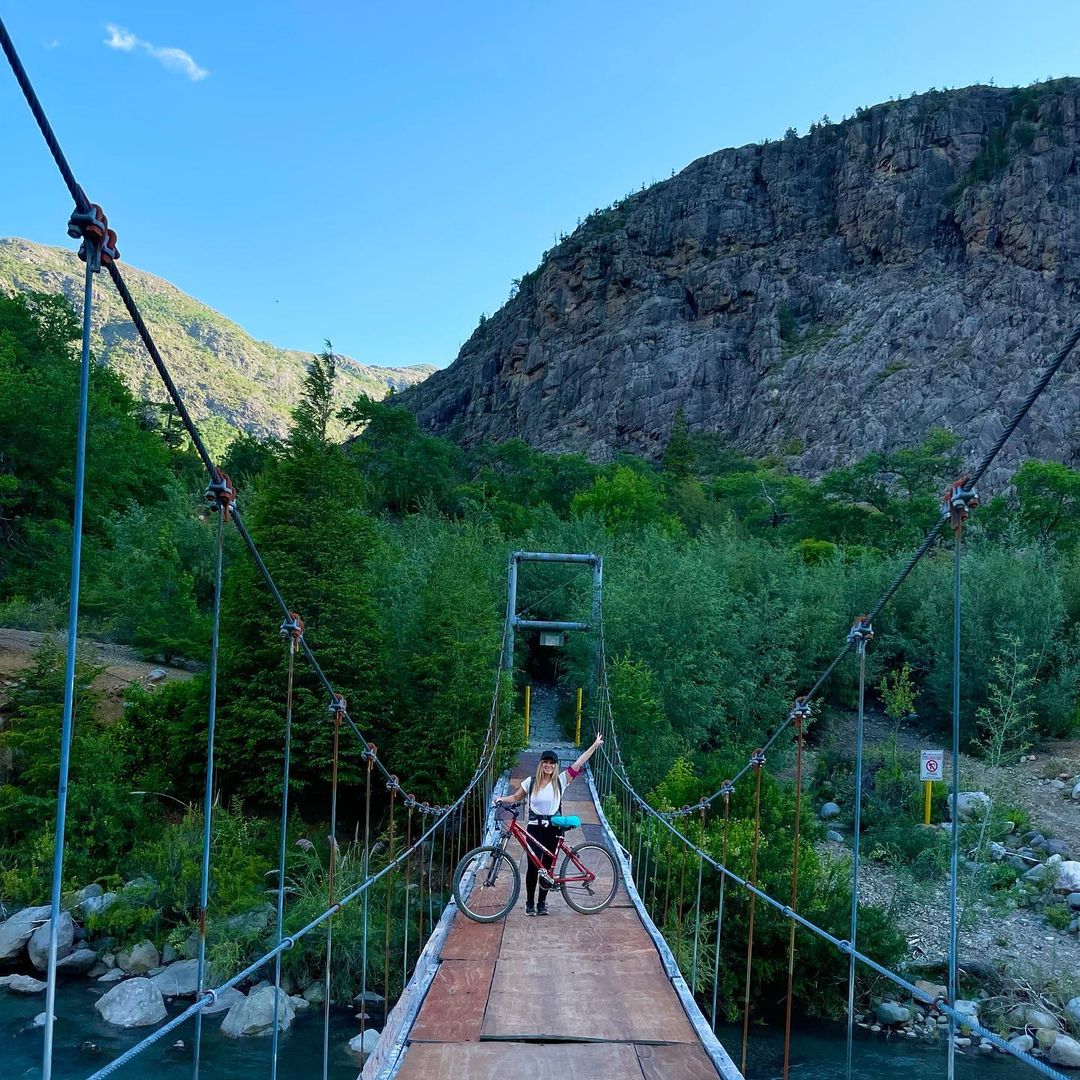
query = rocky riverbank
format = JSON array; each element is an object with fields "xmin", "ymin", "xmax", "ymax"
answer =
[{"xmin": 0, "ymin": 889, "xmax": 386, "ymax": 1064}]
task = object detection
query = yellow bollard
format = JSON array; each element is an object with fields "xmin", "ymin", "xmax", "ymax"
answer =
[
  {"xmin": 575, "ymin": 688, "xmax": 583, "ymax": 746},
  {"xmin": 923, "ymin": 779, "xmax": 932, "ymax": 825},
  {"xmin": 524, "ymin": 685, "xmax": 531, "ymax": 745}
]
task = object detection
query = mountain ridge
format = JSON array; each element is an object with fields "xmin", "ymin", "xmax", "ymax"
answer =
[
  {"xmin": 0, "ymin": 237, "xmax": 433, "ymax": 444},
  {"xmin": 398, "ymin": 81, "xmax": 1080, "ymax": 487}
]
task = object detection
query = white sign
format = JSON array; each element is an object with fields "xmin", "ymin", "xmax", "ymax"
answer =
[{"xmin": 920, "ymin": 750, "xmax": 944, "ymax": 782}]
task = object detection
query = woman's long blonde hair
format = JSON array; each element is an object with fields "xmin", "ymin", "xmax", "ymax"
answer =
[{"xmin": 530, "ymin": 758, "xmax": 561, "ymax": 806}]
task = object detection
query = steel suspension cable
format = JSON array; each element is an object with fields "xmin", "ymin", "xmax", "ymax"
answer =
[
  {"xmin": 271, "ymin": 615, "xmax": 302, "ymax": 1080},
  {"xmin": 192, "ymin": 496, "xmax": 228, "ymax": 1079},
  {"xmin": 0, "ymin": 18, "xmax": 88, "ymax": 211},
  {"xmin": 655, "ymin": 321, "xmax": 1080, "ymax": 823},
  {"xmin": 40, "ymin": 218, "xmax": 98, "ymax": 1080}
]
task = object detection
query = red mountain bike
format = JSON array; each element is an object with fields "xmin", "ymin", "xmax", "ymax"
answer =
[{"xmin": 452, "ymin": 805, "xmax": 619, "ymax": 922}]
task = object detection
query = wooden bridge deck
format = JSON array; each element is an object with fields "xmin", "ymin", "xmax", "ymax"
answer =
[{"xmin": 391, "ymin": 753, "xmax": 729, "ymax": 1080}]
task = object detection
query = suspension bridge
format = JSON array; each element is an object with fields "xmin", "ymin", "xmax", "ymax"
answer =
[{"xmin": 4, "ymin": 15, "xmax": 1080, "ymax": 1080}]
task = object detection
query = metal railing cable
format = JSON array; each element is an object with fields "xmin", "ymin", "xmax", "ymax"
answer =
[{"xmin": 590, "ymin": 719, "xmax": 1073, "ymax": 1080}]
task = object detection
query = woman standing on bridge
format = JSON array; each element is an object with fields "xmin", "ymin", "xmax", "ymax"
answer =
[{"xmin": 494, "ymin": 734, "xmax": 603, "ymax": 915}]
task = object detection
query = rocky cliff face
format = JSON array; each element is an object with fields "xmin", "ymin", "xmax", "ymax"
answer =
[{"xmin": 401, "ymin": 83, "xmax": 1080, "ymax": 485}]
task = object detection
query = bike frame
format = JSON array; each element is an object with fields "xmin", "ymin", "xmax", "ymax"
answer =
[{"xmin": 496, "ymin": 810, "xmax": 595, "ymax": 886}]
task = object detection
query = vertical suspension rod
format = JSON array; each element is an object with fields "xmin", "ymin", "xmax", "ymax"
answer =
[
  {"xmin": 740, "ymin": 756, "xmax": 765, "ymax": 1075},
  {"xmin": 847, "ymin": 630, "xmax": 870, "ymax": 1077},
  {"xmin": 271, "ymin": 622, "xmax": 300, "ymax": 1080},
  {"xmin": 41, "ymin": 233, "xmax": 97, "ymax": 1080},
  {"xmin": 192, "ymin": 502, "xmax": 226, "ymax": 1080},
  {"xmin": 782, "ymin": 712, "xmax": 807, "ymax": 1080},
  {"xmin": 322, "ymin": 705, "xmax": 343, "ymax": 1080}
]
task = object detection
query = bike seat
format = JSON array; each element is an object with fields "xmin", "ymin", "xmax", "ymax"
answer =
[{"xmin": 551, "ymin": 815, "xmax": 580, "ymax": 829}]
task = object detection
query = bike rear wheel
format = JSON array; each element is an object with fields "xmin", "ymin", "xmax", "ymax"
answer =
[
  {"xmin": 559, "ymin": 842, "xmax": 618, "ymax": 914},
  {"xmin": 452, "ymin": 845, "xmax": 520, "ymax": 922}
]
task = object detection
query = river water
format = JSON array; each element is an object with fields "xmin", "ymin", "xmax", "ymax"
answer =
[{"xmin": 1, "ymin": 987, "xmax": 1042, "ymax": 1080}]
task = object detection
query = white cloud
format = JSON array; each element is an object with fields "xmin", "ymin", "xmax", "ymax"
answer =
[{"xmin": 103, "ymin": 24, "xmax": 208, "ymax": 81}]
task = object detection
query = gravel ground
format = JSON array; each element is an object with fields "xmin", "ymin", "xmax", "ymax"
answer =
[{"xmin": 812, "ymin": 710, "xmax": 1080, "ymax": 987}]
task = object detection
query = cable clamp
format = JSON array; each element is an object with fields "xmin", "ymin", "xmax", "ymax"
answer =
[
  {"xmin": 386, "ymin": 775, "xmax": 400, "ymax": 793},
  {"xmin": 789, "ymin": 696, "xmax": 812, "ymax": 727},
  {"xmin": 202, "ymin": 988, "xmax": 218, "ymax": 1008},
  {"xmin": 719, "ymin": 779, "xmax": 735, "ymax": 798},
  {"xmin": 329, "ymin": 693, "xmax": 347, "ymax": 716},
  {"xmin": 942, "ymin": 477, "xmax": 979, "ymax": 527},
  {"xmin": 362, "ymin": 741, "xmax": 377, "ymax": 762},
  {"xmin": 749, "ymin": 748, "xmax": 766, "ymax": 768},
  {"xmin": 847, "ymin": 616, "xmax": 874, "ymax": 647},
  {"xmin": 279, "ymin": 612, "xmax": 305, "ymax": 645},
  {"xmin": 403, "ymin": 793, "xmax": 417, "ymax": 809},
  {"xmin": 67, "ymin": 198, "xmax": 119, "ymax": 270},
  {"xmin": 205, "ymin": 470, "xmax": 237, "ymax": 519}
]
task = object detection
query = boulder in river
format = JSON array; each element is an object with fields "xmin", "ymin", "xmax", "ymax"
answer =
[
  {"xmin": 0, "ymin": 905, "xmax": 51, "ymax": 961},
  {"xmin": 55, "ymin": 948, "xmax": 99, "ymax": 975},
  {"xmin": 150, "ymin": 959, "xmax": 200, "ymax": 998},
  {"xmin": 1048, "ymin": 1034, "xmax": 1080, "ymax": 1068},
  {"xmin": 28, "ymin": 912, "xmax": 74, "ymax": 971},
  {"xmin": 1008, "ymin": 1004, "xmax": 1059, "ymax": 1031},
  {"xmin": 117, "ymin": 940, "xmax": 160, "ymax": 975},
  {"xmin": 221, "ymin": 985, "xmax": 295, "ymax": 1037},
  {"xmin": 1, "ymin": 974, "xmax": 47, "ymax": 994},
  {"xmin": 875, "ymin": 1001, "xmax": 911, "ymax": 1025},
  {"xmin": 94, "ymin": 978, "xmax": 167, "ymax": 1028}
]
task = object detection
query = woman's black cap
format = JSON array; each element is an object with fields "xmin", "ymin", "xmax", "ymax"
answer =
[{"xmin": 540, "ymin": 749, "xmax": 559, "ymax": 763}]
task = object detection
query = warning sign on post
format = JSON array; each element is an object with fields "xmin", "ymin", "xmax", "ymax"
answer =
[{"xmin": 920, "ymin": 750, "xmax": 944, "ymax": 781}]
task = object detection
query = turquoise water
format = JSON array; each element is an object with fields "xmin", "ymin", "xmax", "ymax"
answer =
[
  {"xmin": 724, "ymin": 1023, "xmax": 1042, "ymax": 1079},
  {"xmin": 1, "ymin": 983, "xmax": 363, "ymax": 1079},
  {"xmin": 1, "ymin": 988, "xmax": 1045, "ymax": 1079}
]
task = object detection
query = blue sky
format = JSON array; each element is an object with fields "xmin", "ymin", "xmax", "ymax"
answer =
[{"xmin": 3, "ymin": 2, "xmax": 1079, "ymax": 369}]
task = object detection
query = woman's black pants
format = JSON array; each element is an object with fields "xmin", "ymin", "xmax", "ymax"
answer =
[{"xmin": 525, "ymin": 821, "xmax": 558, "ymax": 903}]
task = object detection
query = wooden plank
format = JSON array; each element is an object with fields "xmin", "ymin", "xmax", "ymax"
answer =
[
  {"xmin": 397, "ymin": 1041, "xmax": 647, "ymax": 1080},
  {"xmin": 409, "ymin": 958, "xmax": 495, "ymax": 1043},
  {"xmin": 440, "ymin": 911, "xmax": 505, "ymax": 961},
  {"xmin": 637, "ymin": 1042, "xmax": 721, "ymax": 1079},
  {"xmin": 482, "ymin": 958, "xmax": 699, "ymax": 1044},
  {"xmin": 498, "ymin": 905, "xmax": 663, "ymax": 970}
]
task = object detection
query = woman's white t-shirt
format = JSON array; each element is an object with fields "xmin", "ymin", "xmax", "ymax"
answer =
[{"xmin": 521, "ymin": 770, "xmax": 570, "ymax": 817}]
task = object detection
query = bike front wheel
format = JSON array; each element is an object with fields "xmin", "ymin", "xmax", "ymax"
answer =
[
  {"xmin": 559, "ymin": 842, "xmax": 618, "ymax": 914},
  {"xmin": 452, "ymin": 845, "xmax": 520, "ymax": 922}
]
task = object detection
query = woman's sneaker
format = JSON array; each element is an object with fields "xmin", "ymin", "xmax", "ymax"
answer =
[
  {"xmin": 525, "ymin": 901, "xmax": 536, "ymax": 916},
  {"xmin": 536, "ymin": 901, "xmax": 548, "ymax": 916}
]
